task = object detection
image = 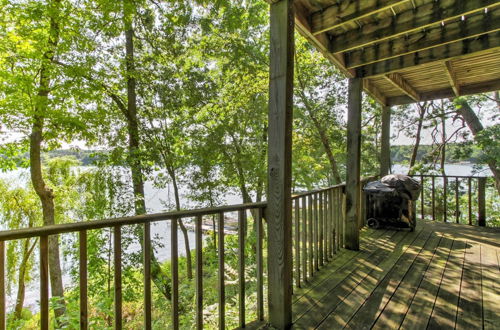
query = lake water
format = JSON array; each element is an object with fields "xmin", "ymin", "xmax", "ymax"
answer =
[{"xmin": 391, "ymin": 163, "xmax": 492, "ymax": 176}]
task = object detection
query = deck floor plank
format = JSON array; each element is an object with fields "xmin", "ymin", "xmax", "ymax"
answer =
[
  {"xmin": 399, "ymin": 235, "xmax": 454, "ymax": 330},
  {"xmin": 290, "ymin": 221, "xmax": 500, "ymax": 330},
  {"xmin": 292, "ymin": 230, "xmax": 400, "ymax": 324},
  {"xmin": 427, "ymin": 238, "xmax": 467, "ymax": 329},
  {"xmin": 482, "ymin": 242, "xmax": 500, "ymax": 330},
  {"xmin": 292, "ymin": 227, "xmax": 387, "ymax": 303},
  {"xmin": 315, "ymin": 224, "xmax": 427, "ymax": 329},
  {"xmin": 293, "ymin": 230, "xmax": 408, "ymax": 328},
  {"xmin": 456, "ymin": 240, "xmax": 483, "ymax": 329},
  {"xmin": 342, "ymin": 229, "xmax": 434, "ymax": 330},
  {"xmin": 371, "ymin": 233, "xmax": 447, "ymax": 329}
]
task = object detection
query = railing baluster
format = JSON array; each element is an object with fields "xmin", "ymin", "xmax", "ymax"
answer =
[
  {"xmin": 238, "ymin": 210, "xmax": 246, "ymax": 328},
  {"xmin": 335, "ymin": 188, "xmax": 340, "ymax": 252},
  {"xmin": 79, "ymin": 230, "xmax": 88, "ymax": 330},
  {"xmin": 325, "ymin": 190, "xmax": 330, "ymax": 260},
  {"xmin": 420, "ymin": 175, "xmax": 424, "ymax": 220},
  {"xmin": 196, "ymin": 215, "xmax": 203, "ymax": 330},
  {"xmin": 313, "ymin": 193, "xmax": 319, "ymax": 271},
  {"xmin": 307, "ymin": 195, "xmax": 313, "ymax": 277},
  {"xmin": 144, "ymin": 223, "xmax": 151, "ymax": 330},
  {"xmin": 328, "ymin": 191, "xmax": 332, "ymax": 256},
  {"xmin": 455, "ymin": 177, "xmax": 460, "ymax": 224},
  {"xmin": 319, "ymin": 192, "xmax": 324, "ymax": 267},
  {"xmin": 294, "ymin": 199, "xmax": 300, "ymax": 288},
  {"xmin": 443, "ymin": 177, "xmax": 448, "ymax": 222},
  {"xmin": 171, "ymin": 219, "xmax": 179, "ymax": 330},
  {"xmin": 40, "ymin": 235, "xmax": 49, "ymax": 330},
  {"xmin": 256, "ymin": 208, "xmax": 264, "ymax": 321},
  {"xmin": 468, "ymin": 177, "xmax": 472, "ymax": 225},
  {"xmin": 301, "ymin": 197, "xmax": 307, "ymax": 283},
  {"xmin": 432, "ymin": 176, "xmax": 436, "ymax": 221},
  {"xmin": 0, "ymin": 241, "xmax": 5, "ymax": 330},
  {"xmin": 114, "ymin": 226, "xmax": 122, "ymax": 330},
  {"xmin": 478, "ymin": 177, "xmax": 486, "ymax": 226},
  {"xmin": 217, "ymin": 212, "xmax": 225, "ymax": 330},
  {"xmin": 341, "ymin": 189, "xmax": 346, "ymax": 248},
  {"xmin": 325, "ymin": 191, "xmax": 330, "ymax": 260}
]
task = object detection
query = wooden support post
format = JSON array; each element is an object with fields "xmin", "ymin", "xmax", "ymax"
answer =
[
  {"xmin": 478, "ymin": 177, "xmax": 486, "ymax": 226},
  {"xmin": 380, "ymin": 105, "xmax": 391, "ymax": 177},
  {"xmin": 345, "ymin": 78, "xmax": 362, "ymax": 251},
  {"xmin": 267, "ymin": 0, "xmax": 294, "ymax": 327}
]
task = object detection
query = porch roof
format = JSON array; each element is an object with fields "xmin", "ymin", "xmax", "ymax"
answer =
[{"xmin": 293, "ymin": 0, "xmax": 500, "ymax": 106}]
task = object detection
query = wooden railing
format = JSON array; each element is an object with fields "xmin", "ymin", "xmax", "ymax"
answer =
[
  {"xmin": 409, "ymin": 174, "xmax": 494, "ymax": 226},
  {"xmin": 0, "ymin": 178, "xmax": 375, "ymax": 329},
  {"xmin": 0, "ymin": 202, "xmax": 267, "ymax": 330},
  {"xmin": 290, "ymin": 176, "xmax": 375, "ymax": 288}
]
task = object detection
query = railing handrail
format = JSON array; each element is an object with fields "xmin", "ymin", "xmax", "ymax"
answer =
[
  {"xmin": 0, "ymin": 201, "xmax": 267, "ymax": 241},
  {"xmin": 409, "ymin": 174, "xmax": 492, "ymax": 179},
  {"xmin": 292, "ymin": 175, "xmax": 377, "ymax": 199},
  {"xmin": 0, "ymin": 176, "xmax": 381, "ymax": 242}
]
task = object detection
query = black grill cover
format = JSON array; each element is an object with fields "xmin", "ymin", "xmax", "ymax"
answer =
[
  {"xmin": 363, "ymin": 181, "xmax": 398, "ymax": 195},
  {"xmin": 380, "ymin": 174, "xmax": 421, "ymax": 201}
]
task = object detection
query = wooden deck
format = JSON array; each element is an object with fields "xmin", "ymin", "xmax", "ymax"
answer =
[{"xmin": 291, "ymin": 221, "xmax": 500, "ymax": 329}]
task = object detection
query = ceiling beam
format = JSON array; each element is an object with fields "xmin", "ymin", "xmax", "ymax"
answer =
[
  {"xmin": 345, "ymin": 8, "xmax": 500, "ymax": 68},
  {"xmin": 384, "ymin": 73, "xmax": 420, "ymax": 101},
  {"xmin": 363, "ymin": 79, "xmax": 387, "ymax": 106},
  {"xmin": 357, "ymin": 31, "xmax": 500, "ymax": 77},
  {"xmin": 386, "ymin": 79, "xmax": 500, "ymax": 105},
  {"xmin": 311, "ymin": 0, "xmax": 409, "ymax": 35},
  {"xmin": 293, "ymin": 2, "xmax": 355, "ymax": 78},
  {"xmin": 330, "ymin": 0, "xmax": 500, "ymax": 54},
  {"xmin": 444, "ymin": 60, "xmax": 461, "ymax": 96}
]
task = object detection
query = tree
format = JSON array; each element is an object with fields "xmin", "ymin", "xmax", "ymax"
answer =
[
  {"xmin": 454, "ymin": 96, "xmax": 500, "ymax": 193},
  {"xmin": 0, "ymin": 181, "xmax": 40, "ymax": 321},
  {"xmin": 294, "ymin": 37, "xmax": 346, "ymax": 184}
]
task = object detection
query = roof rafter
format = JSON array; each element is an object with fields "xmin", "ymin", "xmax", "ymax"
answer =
[
  {"xmin": 363, "ymin": 79, "xmax": 387, "ymax": 106},
  {"xmin": 311, "ymin": 0, "xmax": 409, "ymax": 35},
  {"xmin": 444, "ymin": 60, "xmax": 461, "ymax": 96},
  {"xmin": 345, "ymin": 8, "xmax": 500, "ymax": 68},
  {"xmin": 387, "ymin": 79, "xmax": 500, "ymax": 105},
  {"xmin": 357, "ymin": 31, "xmax": 500, "ymax": 77},
  {"xmin": 384, "ymin": 73, "xmax": 420, "ymax": 101},
  {"xmin": 330, "ymin": 0, "xmax": 500, "ymax": 54},
  {"xmin": 293, "ymin": 2, "xmax": 355, "ymax": 78}
]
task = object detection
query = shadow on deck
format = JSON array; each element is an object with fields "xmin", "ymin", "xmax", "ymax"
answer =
[{"xmin": 291, "ymin": 221, "xmax": 500, "ymax": 329}]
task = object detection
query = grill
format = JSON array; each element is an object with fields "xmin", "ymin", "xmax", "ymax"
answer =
[{"xmin": 364, "ymin": 174, "xmax": 421, "ymax": 231}]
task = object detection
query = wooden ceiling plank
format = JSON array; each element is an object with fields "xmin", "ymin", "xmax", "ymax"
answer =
[
  {"xmin": 311, "ymin": 0, "xmax": 410, "ymax": 35},
  {"xmin": 384, "ymin": 73, "xmax": 421, "ymax": 101},
  {"xmin": 346, "ymin": 8, "xmax": 500, "ymax": 68},
  {"xmin": 363, "ymin": 79, "xmax": 388, "ymax": 105},
  {"xmin": 444, "ymin": 60, "xmax": 461, "ymax": 96},
  {"xmin": 357, "ymin": 31, "xmax": 500, "ymax": 77},
  {"xmin": 331, "ymin": 0, "xmax": 500, "ymax": 53},
  {"xmin": 387, "ymin": 78, "xmax": 500, "ymax": 105}
]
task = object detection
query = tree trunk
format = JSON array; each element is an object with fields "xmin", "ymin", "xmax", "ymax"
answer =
[
  {"xmin": 440, "ymin": 102, "xmax": 446, "ymax": 175},
  {"xmin": 167, "ymin": 166, "xmax": 193, "ymax": 279},
  {"xmin": 296, "ymin": 61, "xmax": 342, "ymax": 184},
  {"xmin": 408, "ymin": 103, "xmax": 426, "ymax": 173},
  {"xmin": 29, "ymin": 0, "xmax": 66, "ymax": 322},
  {"xmin": 455, "ymin": 98, "xmax": 500, "ymax": 194},
  {"xmin": 14, "ymin": 239, "xmax": 37, "ymax": 320},
  {"xmin": 302, "ymin": 100, "xmax": 342, "ymax": 183},
  {"xmin": 123, "ymin": 3, "xmax": 172, "ymax": 300}
]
